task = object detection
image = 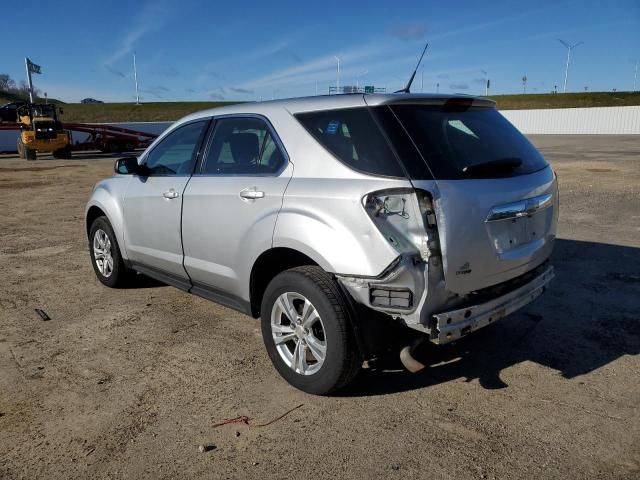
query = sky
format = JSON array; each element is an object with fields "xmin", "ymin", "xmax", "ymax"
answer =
[{"xmin": 1, "ymin": 0, "xmax": 639, "ymax": 103}]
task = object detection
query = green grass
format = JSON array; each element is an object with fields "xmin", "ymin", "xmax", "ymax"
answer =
[
  {"xmin": 3, "ymin": 91, "xmax": 639, "ymax": 123},
  {"xmin": 57, "ymin": 101, "xmax": 238, "ymax": 123},
  {"xmin": 490, "ymin": 91, "xmax": 640, "ymax": 110}
]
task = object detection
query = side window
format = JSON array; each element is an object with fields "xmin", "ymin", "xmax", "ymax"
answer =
[
  {"xmin": 295, "ymin": 108, "xmax": 405, "ymax": 177},
  {"xmin": 201, "ymin": 117, "xmax": 286, "ymax": 175},
  {"xmin": 144, "ymin": 121, "xmax": 206, "ymax": 175}
]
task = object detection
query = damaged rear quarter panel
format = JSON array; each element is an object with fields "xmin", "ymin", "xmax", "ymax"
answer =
[{"xmin": 273, "ymin": 176, "xmax": 415, "ymax": 277}]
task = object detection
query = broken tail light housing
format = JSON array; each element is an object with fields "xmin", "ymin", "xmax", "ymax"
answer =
[{"xmin": 370, "ymin": 287, "xmax": 413, "ymax": 309}]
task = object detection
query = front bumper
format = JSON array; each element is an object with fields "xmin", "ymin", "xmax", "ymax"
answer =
[{"xmin": 432, "ymin": 265, "xmax": 554, "ymax": 344}]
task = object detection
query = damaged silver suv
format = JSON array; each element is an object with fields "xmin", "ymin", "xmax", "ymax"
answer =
[{"xmin": 85, "ymin": 93, "xmax": 558, "ymax": 395}]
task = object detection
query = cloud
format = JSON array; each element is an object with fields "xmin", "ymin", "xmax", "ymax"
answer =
[
  {"xmin": 387, "ymin": 22, "xmax": 428, "ymax": 41},
  {"xmin": 104, "ymin": 64, "xmax": 125, "ymax": 78},
  {"xmin": 140, "ymin": 85, "xmax": 170, "ymax": 99},
  {"xmin": 229, "ymin": 87, "xmax": 254, "ymax": 94},
  {"xmin": 155, "ymin": 65, "xmax": 180, "ymax": 77},
  {"xmin": 472, "ymin": 77, "xmax": 486, "ymax": 84},
  {"xmin": 437, "ymin": 73, "xmax": 450, "ymax": 79},
  {"xmin": 103, "ymin": 1, "xmax": 173, "ymax": 69},
  {"xmin": 209, "ymin": 92, "xmax": 225, "ymax": 100},
  {"xmin": 450, "ymin": 82, "xmax": 469, "ymax": 90}
]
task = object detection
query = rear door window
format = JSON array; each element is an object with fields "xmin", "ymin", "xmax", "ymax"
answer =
[
  {"xmin": 201, "ymin": 117, "xmax": 286, "ymax": 175},
  {"xmin": 388, "ymin": 104, "xmax": 548, "ymax": 179},
  {"xmin": 295, "ymin": 108, "xmax": 405, "ymax": 178}
]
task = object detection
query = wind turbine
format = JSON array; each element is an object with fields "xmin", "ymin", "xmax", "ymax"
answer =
[{"xmin": 558, "ymin": 39, "xmax": 583, "ymax": 93}]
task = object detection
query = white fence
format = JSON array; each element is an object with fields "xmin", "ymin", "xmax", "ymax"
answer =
[{"xmin": 501, "ymin": 106, "xmax": 640, "ymax": 134}]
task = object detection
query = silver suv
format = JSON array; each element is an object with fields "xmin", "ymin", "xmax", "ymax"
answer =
[{"xmin": 85, "ymin": 94, "xmax": 558, "ymax": 394}]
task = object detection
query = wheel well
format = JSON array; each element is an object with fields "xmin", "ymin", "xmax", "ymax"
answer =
[
  {"xmin": 86, "ymin": 206, "xmax": 106, "ymax": 237},
  {"xmin": 249, "ymin": 248, "xmax": 318, "ymax": 318}
]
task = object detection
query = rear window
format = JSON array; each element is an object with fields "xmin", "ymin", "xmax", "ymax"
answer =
[
  {"xmin": 295, "ymin": 108, "xmax": 405, "ymax": 177},
  {"xmin": 388, "ymin": 104, "xmax": 548, "ymax": 179}
]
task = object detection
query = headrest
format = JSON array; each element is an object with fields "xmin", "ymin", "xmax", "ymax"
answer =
[{"xmin": 229, "ymin": 132, "xmax": 259, "ymax": 165}]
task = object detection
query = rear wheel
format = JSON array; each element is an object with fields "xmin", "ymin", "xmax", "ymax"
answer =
[
  {"xmin": 89, "ymin": 216, "xmax": 131, "ymax": 288},
  {"xmin": 261, "ymin": 266, "xmax": 360, "ymax": 395}
]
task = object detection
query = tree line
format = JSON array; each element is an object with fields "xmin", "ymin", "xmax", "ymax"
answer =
[{"xmin": 0, "ymin": 73, "xmax": 41, "ymax": 98}]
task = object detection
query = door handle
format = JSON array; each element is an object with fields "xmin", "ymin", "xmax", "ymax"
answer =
[
  {"xmin": 239, "ymin": 188, "xmax": 265, "ymax": 200},
  {"xmin": 162, "ymin": 189, "xmax": 179, "ymax": 199}
]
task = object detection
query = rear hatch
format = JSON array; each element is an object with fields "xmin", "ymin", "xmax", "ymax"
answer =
[{"xmin": 373, "ymin": 99, "xmax": 558, "ymax": 294}]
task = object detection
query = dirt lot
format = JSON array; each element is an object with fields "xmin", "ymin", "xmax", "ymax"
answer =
[{"xmin": 0, "ymin": 136, "xmax": 638, "ymax": 479}]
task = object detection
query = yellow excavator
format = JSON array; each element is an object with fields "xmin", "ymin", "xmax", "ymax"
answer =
[{"xmin": 16, "ymin": 103, "xmax": 71, "ymax": 160}]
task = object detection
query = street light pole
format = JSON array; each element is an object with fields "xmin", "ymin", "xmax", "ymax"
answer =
[
  {"xmin": 481, "ymin": 69, "xmax": 489, "ymax": 96},
  {"xmin": 558, "ymin": 39, "xmax": 583, "ymax": 93},
  {"xmin": 133, "ymin": 52, "xmax": 140, "ymax": 105},
  {"xmin": 334, "ymin": 56, "xmax": 340, "ymax": 94},
  {"xmin": 355, "ymin": 70, "xmax": 368, "ymax": 91}
]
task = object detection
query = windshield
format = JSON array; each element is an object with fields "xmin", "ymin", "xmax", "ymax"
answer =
[
  {"xmin": 384, "ymin": 104, "xmax": 548, "ymax": 179},
  {"xmin": 31, "ymin": 105, "xmax": 56, "ymax": 118}
]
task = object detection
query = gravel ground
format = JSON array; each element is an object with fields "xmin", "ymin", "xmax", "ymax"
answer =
[{"xmin": 0, "ymin": 136, "xmax": 638, "ymax": 479}]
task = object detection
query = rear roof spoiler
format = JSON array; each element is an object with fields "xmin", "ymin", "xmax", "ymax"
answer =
[{"xmin": 367, "ymin": 94, "xmax": 496, "ymax": 109}]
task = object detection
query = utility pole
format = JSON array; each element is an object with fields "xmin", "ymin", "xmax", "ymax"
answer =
[
  {"xmin": 558, "ymin": 39, "xmax": 583, "ymax": 93},
  {"xmin": 634, "ymin": 60, "xmax": 638, "ymax": 92},
  {"xmin": 133, "ymin": 52, "xmax": 140, "ymax": 104},
  {"xmin": 334, "ymin": 56, "xmax": 340, "ymax": 94}
]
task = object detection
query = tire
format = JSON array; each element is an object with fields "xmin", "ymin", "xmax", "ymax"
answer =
[
  {"xmin": 88, "ymin": 216, "xmax": 131, "ymax": 288},
  {"xmin": 53, "ymin": 147, "xmax": 72, "ymax": 159},
  {"xmin": 261, "ymin": 266, "xmax": 361, "ymax": 395}
]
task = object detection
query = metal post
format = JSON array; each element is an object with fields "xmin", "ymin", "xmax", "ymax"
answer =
[
  {"xmin": 25, "ymin": 58, "xmax": 34, "ymax": 103},
  {"xmin": 133, "ymin": 52, "xmax": 140, "ymax": 104}
]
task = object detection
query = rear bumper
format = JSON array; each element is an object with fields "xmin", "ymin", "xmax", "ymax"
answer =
[{"xmin": 432, "ymin": 264, "xmax": 554, "ymax": 344}]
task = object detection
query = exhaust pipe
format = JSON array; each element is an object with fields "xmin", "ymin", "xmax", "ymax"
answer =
[{"xmin": 399, "ymin": 336, "xmax": 427, "ymax": 373}]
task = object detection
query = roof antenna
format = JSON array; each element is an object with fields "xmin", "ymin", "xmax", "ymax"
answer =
[{"xmin": 395, "ymin": 42, "xmax": 429, "ymax": 94}]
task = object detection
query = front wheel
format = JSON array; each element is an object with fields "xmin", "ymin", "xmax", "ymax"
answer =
[
  {"xmin": 17, "ymin": 138, "xmax": 36, "ymax": 160},
  {"xmin": 260, "ymin": 266, "xmax": 360, "ymax": 395},
  {"xmin": 53, "ymin": 147, "xmax": 72, "ymax": 159}
]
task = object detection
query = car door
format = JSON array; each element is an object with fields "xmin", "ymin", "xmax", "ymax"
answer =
[
  {"xmin": 181, "ymin": 115, "xmax": 293, "ymax": 305},
  {"xmin": 122, "ymin": 119, "xmax": 208, "ymax": 282}
]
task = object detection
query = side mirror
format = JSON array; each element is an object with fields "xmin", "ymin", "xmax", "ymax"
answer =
[{"xmin": 114, "ymin": 156, "xmax": 140, "ymax": 175}]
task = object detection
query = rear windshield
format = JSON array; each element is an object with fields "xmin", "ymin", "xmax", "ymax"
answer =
[
  {"xmin": 295, "ymin": 108, "xmax": 405, "ymax": 177},
  {"xmin": 387, "ymin": 104, "xmax": 548, "ymax": 179}
]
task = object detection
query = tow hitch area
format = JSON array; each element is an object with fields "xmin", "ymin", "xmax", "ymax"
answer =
[{"xmin": 432, "ymin": 265, "xmax": 554, "ymax": 344}]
